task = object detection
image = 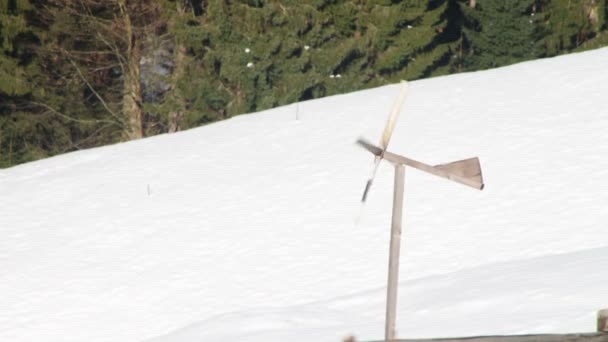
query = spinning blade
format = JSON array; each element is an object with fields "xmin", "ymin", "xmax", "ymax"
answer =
[{"xmin": 361, "ymin": 81, "xmax": 409, "ymax": 203}]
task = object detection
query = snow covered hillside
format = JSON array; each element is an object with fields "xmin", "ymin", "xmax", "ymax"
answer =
[{"xmin": 2, "ymin": 48, "xmax": 608, "ymax": 342}]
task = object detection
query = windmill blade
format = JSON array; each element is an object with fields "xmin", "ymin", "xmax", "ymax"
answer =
[
  {"xmin": 357, "ymin": 137, "xmax": 383, "ymax": 201},
  {"xmin": 359, "ymin": 138, "xmax": 383, "ymax": 202},
  {"xmin": 357, "ymin": 137, "xmax": 383, "ymax": 155},
  {"xmin": 361, "ymin": 174, "xmax": 374, "ymax": 202},
  {"xmin": 359, "ymin": 81, "xmax": 409, "ymax": 203},
  {"xmin": 361, "ymin": 158, "xmax": 381, "ymax": 202},
  {"xmin": 380, "ymin": 81, "xmax": 409, "ymax": 151}
]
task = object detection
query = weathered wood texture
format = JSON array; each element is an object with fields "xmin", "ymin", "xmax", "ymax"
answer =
[
  {"xmin": 435, "ymin": 157, "xmax": 483, "ymax": 187},
  {"xmin": 356, "ymin": 138, "xmax": 484, "ymax": 190},
  {"xmin": 368, "ymin": 333, "xmax": 608, "ymax": 342},
  {"xmin": 599, "ymin": 309, "xmax": 608, "ymax": 332},
  {"xmin": 386, "ymin": 164, "xmax": 405, "ymax": 342}
]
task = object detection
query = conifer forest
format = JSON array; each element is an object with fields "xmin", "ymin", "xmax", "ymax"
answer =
[{"xmin": 1, "ymin": 0, "xmax": 607, "ymax": 168}]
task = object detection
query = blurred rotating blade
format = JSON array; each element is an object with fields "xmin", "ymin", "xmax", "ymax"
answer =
[
  {"xmin": 361, "ymin": 81, "xmax": 408, "ymax": 203},
  {"xmin": 380, "ymin": 81, "xmax": 408, "ymax": 151},
  {"xmin": 361, "ymin": 158, "xmax": 381, "ymax": 202}
]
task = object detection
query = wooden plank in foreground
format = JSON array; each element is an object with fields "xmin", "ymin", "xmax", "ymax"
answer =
[
  {"xmin": 599, "ymin": 309, "xmax": 608, "ymax": 333},
  {"xmin": 368, "ymin": 333, "xmax": 608, "ymax": 342}
]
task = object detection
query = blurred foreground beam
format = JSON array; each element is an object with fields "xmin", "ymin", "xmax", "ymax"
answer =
[
  {"xmin": 599, "ymin": 309, "xmax": 608, "ymax": 333},
  {"xmin": 368, "ymin": 334, "xmax": 608, "ymax": 342},
  {"xmin": 364, "ymin": 308, "xmax": 608, "ymax": 342}
]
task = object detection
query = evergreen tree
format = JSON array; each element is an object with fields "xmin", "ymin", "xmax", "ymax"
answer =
[
  {"xmin": 542, "ymin": 0, "xmax": 606, "ymax": 54},
  {"xmin": 371, "ymin": 0, "xmax": 456, "ymax": 80},
  {"xmin": 459, "ymin": 0, "xmax": 546, "ymax": 70},
  {"xmin": 39, "ymin": 0, "xmax": 163, "ymax": 140},
  {"xmin": 148, "ymin": 0, "xmax": 453, "ymax": 130},
  {"xmin": 2, "ymin": 0, "xmax": 608, "ymax": 168},
  {"xmin": 0, "ymin": 0, "xmax": 40, "ymax": 167},
  {"xmin": 0, "ymin": 0, "xmax": 32, "ymax": 96}
]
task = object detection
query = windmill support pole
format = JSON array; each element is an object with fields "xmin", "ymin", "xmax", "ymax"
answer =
[{"xmin": 386, "ymin": 163, "xmax": 405, "ymax": 342}]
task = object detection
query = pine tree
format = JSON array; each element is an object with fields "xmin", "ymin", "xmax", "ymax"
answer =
[
  {"xmin": 371, "ymin": 0, "xmax": 455, "ymax": 80},
  {"xmin": 0, "ymin": 0, "xmax": 33, "ymax": 96},
  {"xmin": 149, "ymin": 0, "xmax": 452, "ymax": 130},
  {"xmin": 2, "ymin": 0, "xmax": 608, "ymax": 168},
  {"xmin": 542, "ymin": 0, "xmax": 607, "ymax": 54},
  {"xmin": 0, "ymin": 0, "xmax": 40, "ymax": 167},
  {"xmin": 39, "ymin": 0, "xmax": 164, "ymax": 140},
  {"xmin": 459, "ymin": 0, "xmax": 546, "ymax": 70}
]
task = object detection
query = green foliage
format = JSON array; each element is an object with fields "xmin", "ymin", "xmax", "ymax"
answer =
[
  {"xmin": 2, "ymin": 0, "xmax": 608, "ymax": 168},
  {"xmin": 542, "ymin": 0, "xmax": 607, "ymax": 54},
  {"xmin": 0, "ymin": 0, "xmax": 39, "ymax": 167},
  {"xmin": 154, "ymin": 0, "xmax": 454, "ymax": 130},
  {"xmin": 574, "ymin": 29, "xmax": 608, "ymax": 51},
  {"xmin": 459, "ymin": 0, "xmax": 546, "ymax": 70},
  {"xmin": 0, "ymin": 0, "xmax": 33, "ymax": 96}
]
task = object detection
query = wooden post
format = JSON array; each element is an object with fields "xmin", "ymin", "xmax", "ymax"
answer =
[
  {"xmin": 355, "ymin": 81, "xmax": 483, "ymax": 342},
  {"xmin": 386, "ymin": 164, "xmax": 405, "ymax": 342},
  {"xmin": 598, "ymin": 309, "xmax": 608, "ymax": 333}
]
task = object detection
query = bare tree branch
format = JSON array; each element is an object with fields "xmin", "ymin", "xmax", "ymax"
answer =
[
  {"xmin": 67, "ymin": 58, "xmax": 124, "ymax": 125},
  {"xmin": 30, "ymin": 101, "xmax": 120, "ymax": 126}
]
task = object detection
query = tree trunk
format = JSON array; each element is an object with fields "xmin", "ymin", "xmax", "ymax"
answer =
[
  {"xmin": 8, "ymin": 132, "xmax": 13, "ymax": 166},
  {"xmin": 0, "ymin": 127, "xmax": 3, "ymax": 162},
  {"xmin": 469, "ymin": 0, "xmax": 476, "ymax": 8},
  {"xmin": 123, "ymin": 53, "xmax": 144, "ymax": 140},
  {"xmin": 168, "ymin": 46, "xmax": 186, "ymax": 133},
  {"xmin": 167, "ymin": 2, "xmax": 188, "ymax": 134},
  {"xmin": 120, "ymin": 0, "xmax": 144, "ymax": 140}
]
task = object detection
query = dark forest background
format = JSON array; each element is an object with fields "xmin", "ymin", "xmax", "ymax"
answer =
[{"xmin": 1, "ymin": 0, "xmax": 607, "ymax": 168}]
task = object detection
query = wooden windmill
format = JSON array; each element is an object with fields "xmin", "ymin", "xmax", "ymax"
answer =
[{"xmin": 358, "ymin": 81, "xmax": 484, "ymax": 342}]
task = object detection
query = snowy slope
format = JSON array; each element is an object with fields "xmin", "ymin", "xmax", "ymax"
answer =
[{"xmin": 2, "ymin": 48, "xmax": 608, "ymax": 342}]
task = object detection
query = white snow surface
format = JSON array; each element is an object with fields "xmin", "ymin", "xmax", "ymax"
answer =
[{"xmin": 2, "ymin": 48, "xmax": 608, "ymax": 342}]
